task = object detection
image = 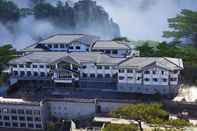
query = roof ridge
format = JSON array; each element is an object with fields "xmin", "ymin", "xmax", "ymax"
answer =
[{"xmin": 163, "ymin": 57, "xmax": 183, "ymax": 69}]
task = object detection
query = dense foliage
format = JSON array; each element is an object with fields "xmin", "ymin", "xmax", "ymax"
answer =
[
  {"xmin": 163, "ymin": 9, "xmax": 197, "ymax": 47},
  {"xmin": 0, "ymin": 44, "xmax": 16, "ymax": 84},
  {"xmin": 112, "ymin": 103, "xmax": 191, "ymax": 131},
  {"xmin": 102, "ymin": 123, "xmax": 139, "ymax": 131},
  {"xmin": 0, "ymin": 0, "xmax": 21, "ymax": 23}
]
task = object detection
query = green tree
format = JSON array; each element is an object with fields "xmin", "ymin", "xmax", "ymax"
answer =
[
  {"xmin": 136, "ymin": 42, "xmax": 155, "ymax": 57},
  {"xmin": 163, "ymin": 9, "xmax": 197, "ymax": 47},
  {"xmin": 112, "ymin": 103, "xmax": 169, "ymax": 131},
  {"xmin": 102, "ymin": 123, "xmax": 139, "ymax": 131},
  {"xmin": 0, "ymin": 0, "xmax": 21, "ymax": 23}
]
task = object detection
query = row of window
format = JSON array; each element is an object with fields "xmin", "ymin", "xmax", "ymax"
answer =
[
  {"xmin": 0, "ymin": 108, "xmax": 40, "ymax": 115},
  {"xmin": 0, "ymin": 115, "xmax": 41, "ymax": 122},
  {"xmin": 119, "ymin": 69, "xmax": 179, "ymax": 74},
  {"xmin": 0, "ymin": 121, "xmax": 42, "ymax": 129},
  {"xmin": 13, "ymin": 64, "xmax": 49, "ymax": 69},
  {"xmin": 119, "ymin": 76, "xmax": 177, "ymax": 82},
  {"xmin": 47, "ymin": 44, "xmax": 82, "ymax": 50},
  {"xmin": 82, "ymin": 65, "xmax": 111, "ymax": 70},
  {"xmin": 104, "ymin": 50, "xmax": 118, "ymax": 55},
  {"xmin": 13, "ymin": 71, "xmax": 49, "ymax": 77},
  {"xmin": 82, "ymin": 73, "xmax": 112, "ymax": 79}
]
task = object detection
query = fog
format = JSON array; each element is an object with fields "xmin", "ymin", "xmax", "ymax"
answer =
[{"xmin": 1, "ymin": 0, "xmax": 197, "ymax": 49}]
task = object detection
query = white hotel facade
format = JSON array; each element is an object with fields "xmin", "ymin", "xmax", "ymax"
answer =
[{"xmin": 6, "ymin": 34, "xmax": 184, "ymax": 96}]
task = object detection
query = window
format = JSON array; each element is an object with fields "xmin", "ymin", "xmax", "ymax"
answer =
[
  {"xmin": 69, "ymin": 46, "xmax": 73, "ymax": 49},
  {"xmin": 34, "ymin": 110, "xmax": 41, "ymax": 115},
  {"xmin": 0, "ymin": 122, "xmax": 3, "ymax": 126},
  {"xmin": 13, "ymin": 64, "xmax": 17, "ymax": 68},
  {"xmin": 153, "ymin": 78, "xmax": 158, "ymax": 82},
  {"xmin": 137, "ymin": 70, "xmax": 142, "ymax": 73},
  {"xmin": 26, "ymin": 110, "xmax": 32, "ymax": 115},
  {"xmin": 12, "ymin": 116, "xmax": 17, "ymax": 120},
  {"xmin": 112, "ymin": 50, "xmax": 118, "ymax": 54},
  {"xmin": 48, "ymin": 44, "xmax": 52, "ymax": 48},
  {"xmin": 76, "ymin": 46, "xmax": 80, "ymax": 50},
  {"xmin": 18, "ymin": 109, "xmax": 25, "ymax": 114},
  {"xmin": 46, "ymin": 65, "xmax": 50, "ymax": 68},
  {"xmin": 97, "ymin": 74, "xmax": 103, "ymax": 78},
  {"xmin": 20, "ymin": 71, "xmax": 25, "ymax": 77},
  {"xmin": 152, "ymin": 70, "xmax": 156, "ymax": 74},
  {"xmin": 119, "ymin": 76, "xmax": 125, "ymax": 80},
  {"xmin": 173, "ymin": 70, "xmax": 178, "ymax": 74},
  {"xmin": 39, "ymin": 65, "xmax": 44, "ymax": 68},
  {"xmin": 19, "ymin": 116, "xmax": 25, "ymax": 121},
  {"xmin": 36, "ymin": 124, "xmax": 42, "ymax": 129},
  {"xmin": 35, "ymin": 117, "xmax": 41, "ymax": 122},
  {"xmin": 26, "ymin": 64, "xmax": 31, "ymax": 68},
  {"xmin": 90, "ymin": 74, "xmax": 95, "ymax": 78},
  {"xmin": 19, "ymin": 64, "xmax": 24, "ymax": 68},
  {"xmin": 144, "ymin": 71, "xmax": 150, "ymax": 74},
  {"xmin": 5, "ymin": 122, "xmax": 10, "ymax": 127},
  {"xmin": 60, "ymin": 44, "xmax": 64, "ymax": 48},
  {"xmin": 0, "ymin": 116, "xmax": 1, "ymax": 120},
  {"xmin": 162, "ymin": 78, "xmax": 167, "ymax": 82},
  {"xmin": 82, "ymin": 65, "xmax": 86, "ymax": 69},
  {"xmin": 127, "ymin": 76, "xmax": 133, "ymax": 80},
  {"xmin": 33, "ymin": 65, "xmax": 37, "ymax": 68},
  {"xmin": 144, "ymin": 78, "xmax": 150, "ymax": 82},
  {"xmin": 97, "ymin": 65, "xmax": 102, "ymax": 70},
  {"xmin": 28, "ymin": 123, "xmax": 34, "ymax": 128},
  {"xmin": 20, "ymin": 123, "xmax": 26, "ymax": 128},
  {"xmin": 170, "ymin": 78, "xmax": 177, "ymax": 81},
  {"xmin": 11, "ymin": 109, "xmax": 17, "ymax": 114},
  {"xmin": 161, "ymin": 71, "xmax": 165, "ymax": 75},
  {"xmin": 13, "ymin": 123, "xmax": 18, "ymax": 127},
  {"xmin": 27, "ymin": 71, "xmax": 31, "ymax": 77},
  {"xmin": 104, "ymin": 66, "xmax": 110, "ymax": 70},
  {"xmin": 105, "ymin": 50, "xmax": 111, "ymax": 54},
  {"xmin": 3, "ymin": 116, "xmax": 9, "ymax": 120},
  {"xmin": 34, "ymin": 72, "xmax": 38, "ymax": 77},
  {"xmin": 54, "ymin": 44, "xmax": 58, "ymax": 48},
  {"xmin": 27, "ymin": 117, "xmax": 33, "ymax": 121},
  {"xmin": 119, "ymin": 69, "xmax": 124, "ymax": 73},
  {"xmin": 137, "ymin": 77, "xmax": 141, "ymax": 80},
  {"xmin": 127, "ymin": 69, "xmax": 133, "ymax": 73},
  {"xmin": 40, "ymin": 72, "xmax": 45, "ymax": 77},
  {"xmin": 82, "ymin": 73, "xmax": 87, "ymax": 78},
  {"xmin": 105, "ymin": 74, "xmax": 111, "ymax": 78},
  {"xmin": 14, "ymin": 71, "xmax": 18, "ymax": 76}
]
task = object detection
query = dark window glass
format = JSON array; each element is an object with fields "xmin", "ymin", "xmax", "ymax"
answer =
[
  {"xmin": 28, "ymin": 123, "xmax": 34, "ymax": 128},
  {"xmin": 40, "ymin": 72, "xmax": 45, "ymax": 77},
  {"xmin": 33, "ymin": 65, "xmax": 37, "ymax": 68},
  {"xmin": 90, "ymin": 74, "xmax": 95, "ymax": 78},
  {"xmin": 137, "ymin": 77, "xmax": 141, "ymax": 80},
  {"xmin": 97, "ymin": 74, "xmax": 103, "ymax": 78},
  {"xmin": 12, "ymin": 116, "xmax": 17, "ymax": 120},
  {"xmin": 19, "ymin": 116, "xmax": 25, "ymax": 121},
  {"xmin": 26, "ymin": 110, "xmax": 32, "ymax": 115},
  {"xmin": 13, "ymin": 64, "xmax": 17, "ymax": 68},
  {"xmin": 36, "ymin": 124, "xmax": 42, "ymax": 128},
  {"xmin": 153, "ymin": 78, "xmax": 158, "ymax": 82},
  {"xmin": 60, "ymin": 44, "xmax": 64, "ymax": 48},
  {"xmin": 127, "ymin": 76, "xmax": 133, "ymax": 80},
  {"xmin": 3, "ymin": 116, "xmax": 9, "ymax": 120},
  {"xmin": 34, "ymin": 72, "xmax": 38, "ymax": 77},
  {"xmin": 39, "ymin": 65, "xmax": 44, "ymax": 68},
  {"xmin": 19, "ymin": 64, "xmax": 24, "ymax": 68},
  {"xmin": 35, "ymin": 117, "xmax": 41, "ymax": 122},
  {"xmin": 20, "ymin": 123, "xmax": 26, "ymax": 128},
  {"xmin": 144, "ymin": 78, "xmax": 150, "ymax": 81},
  {"xmin": 97, "ymin": 66, "xmax": 102, "ymax": 69},
  {"xmin": 161, "ymin": 71, "xmax": 164, "ymax": 75},
  {"xmin": 127, "ymin": 69, "xmax": 133, "ymax": 73},
  {"xmin": 112, "ymin": 50, "xmax": 118, "ymax": 54},
  {"xmin": 27, "ymin": 71, "xmax": 31, "ymax": 77},
  {"xmin": 174, "ymin": 70, "xmax": 178, "ymax": 74},
  {"xmin": 48, "ymin": 44, "xmax": 52, "ymax": 48},
  {"xmin": 0, "ymin": 122, "xmax": 3, "ymax": 126},
  {"xmin": 13, "ymin": 123, "xmax": 18, "ymax": 127},
  {"xmin": 105, "ymin": 74, "xmax": 111, "ymax": 78},
  {"xmin": 104, "ymin": 66, "xmax": 110, "ymax": 70},
  {"xmin": 14, "ymin": 71, "xmax": 18, "ymax": 76},
  {"xmin": 54, "ymin": 44, "xmax": 58, "ymax": 48},
  {"xmin": 26, "ymin": 64, "xmax": 31, "ymax": 68},
  {"xmin": 119, "ymin": 69, "xmax": 124, "ymax": 73},
  {"xmin": 18, "ymin": 109, "xmax": 25, "ymax": 114},
  {"xmin": 119, "ymin": 76, "xmax": 125, "ymax": 80},
  {"xmin": 20, "ymin": 71, "xmax": 25, "ymax": 77},
  {"xmin": 11, "ymin": 109, "xmax": 17, "ymax": 114},
  {"xmin": 76, "ymin": 46, "xmax": 80, "ymax": 49},
  {"xmin": 105, "ymin": 50, "xmax": 111, "ymax": 54},
  {"xmin": 5, "ymin": 122, "xmax": 10, "ymax": 127},
  {"xmin": 69, "ymin": 46, "xmax": 73, "ymax": 49},
  {"xmin": 27, "ymin": 117, "xmax": 33, "ymax": 121},
  {"xmin": 163, "ymin": 78, "xmax": 167, "ymax": 82},
  {"xmin": 82, "ymin": 73, "xmax": 87, "ymax": 78},
  {"xmin": 144, "ymin": 71, "xmax": 150, "ymax": 74},
  {"xmin": 34, "ymin": 110, "xmax": 40, "ymax": 115}
]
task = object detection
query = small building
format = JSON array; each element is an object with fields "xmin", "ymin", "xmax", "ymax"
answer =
[
  {"xmin": 91, "ymin": 40, "xmax": 135, "ymax": 58},
  {"xmin": 21, "ymin": 34, "xmax": 99, "ymax": 54},
  {"xmin": 0, "ymin": 97, "xmax": 45, "ymax": 130}
]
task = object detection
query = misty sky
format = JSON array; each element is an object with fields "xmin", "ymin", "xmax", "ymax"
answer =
[{"xmin": 1, "ymin": 0, "xmax": 197, "ymax": 48}]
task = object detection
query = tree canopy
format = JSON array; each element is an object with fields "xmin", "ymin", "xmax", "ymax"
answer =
[
  {"xmin": 163, "ymin": 9, "xmax": 197, "ymax": 47},
  {"xmin": 102, "ymin": 123, "xmax": 139, "ymax": 131},
  {"xmin": 111, "ymin": 103, "xmax": 191, "ymax": 131}
]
